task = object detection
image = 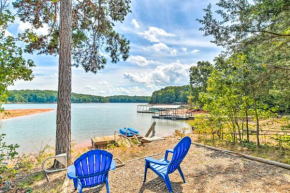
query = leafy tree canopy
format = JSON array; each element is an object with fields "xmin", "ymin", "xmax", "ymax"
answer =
[
  {"xmin": 13, "ymin": 0, "xmax": 131, "ymax": 73},
  {"xmin": 198, "ymin": 0, "xmax": 290, "ymax": 67},
  {"xmin": 149, "ymin": 85, "xmax": 190, "ymax": 104},
  {"xmin": 7, "ymin": 90, "xmax": 150, "ymax": 103},
  {"xmin": 0, "ymin": 1, "xmax": 34, "ymax": 110},
  {"xmin": 189, "ymin": 61, "xmax": 214, "ymax": 105}
]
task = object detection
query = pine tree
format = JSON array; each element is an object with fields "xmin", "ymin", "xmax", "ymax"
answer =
[{"xmin": 13, "ymin": 0, "xmax": 131, "ymax": 163}]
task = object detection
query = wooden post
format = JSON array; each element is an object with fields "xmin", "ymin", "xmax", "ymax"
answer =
[{"xmin": 145, "ymin": 122, "xmax": 156, "ymax": 137}]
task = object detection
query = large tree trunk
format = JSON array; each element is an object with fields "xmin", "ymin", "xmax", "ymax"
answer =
[{"xmin": 56, "ymin": 0, "xmax": 72, "ymax": 164}]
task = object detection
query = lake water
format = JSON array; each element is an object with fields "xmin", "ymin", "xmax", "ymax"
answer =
[{"xmin": 0, "ymin": 103, "xmax": 189, "ymax": 153}]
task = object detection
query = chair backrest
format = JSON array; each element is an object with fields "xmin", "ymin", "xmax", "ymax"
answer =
[
  {"xmin": 74, "ymin": 150, "xmax": 113, "ymax": 187},
  {"xmin": 167, "ymin": 136, "xmax": 192, "ymax": 174}
]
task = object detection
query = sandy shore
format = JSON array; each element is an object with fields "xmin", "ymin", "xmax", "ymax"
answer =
[{"xmin": 0, "ymin": 109, "xmax": 54, "ymax": 120}]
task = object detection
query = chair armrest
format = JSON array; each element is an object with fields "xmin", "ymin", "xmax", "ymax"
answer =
[
  {"xmin": 67, "ymin": 165, "xmax": 77, "ymax": 179},
  {"xmin": 145, "ymin": 157, "xmax": 168, "ymax": 165},
  {"xmin": 165, "ymin": 149, "xmax": 174, "ymax": 161},
  {"xmin": 110, "ymin": 160, "xmax": 116, "ymax": 170}
]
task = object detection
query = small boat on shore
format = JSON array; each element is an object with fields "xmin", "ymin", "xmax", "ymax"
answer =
[
  {"xmin": 119, "ymin": 128, "xmax": 139, "ymax": 137},
  {"xmin": 127, "ymin": 128, "xmax": 139, "ymax": 135}
]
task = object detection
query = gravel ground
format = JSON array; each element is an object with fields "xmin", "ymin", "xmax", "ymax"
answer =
[{"xmin": 66, "ymin": 138, "xmax": 290, "ymax": 193}]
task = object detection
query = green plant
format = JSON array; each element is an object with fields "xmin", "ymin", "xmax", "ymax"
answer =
[
  {"xmin": 34, "ymin": 144, "xmax": 53, "ymax": 164},
  {"xmin": 271, "ymin": 134, "xmax": 290, "ymax": 150},
  {"xmin": 16, "ymin": 154, "xmax": 34, "ymax": 173},
  {"xmin": 241, "ymin": 141, "xmax": 257, "ymax": 151},
  {"xmin": 0, "ymin": 134, "xmax": 19, "ymax": 183},
  {"xmin": 18, "ymin": 172, "xmax": 43, "ymax": 190},
  {"xmin": 131, "ymin": 138, "xmax": 139, "ymax": 145}
]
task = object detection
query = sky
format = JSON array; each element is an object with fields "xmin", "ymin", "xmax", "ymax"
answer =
[{"xmin": 7, "ymin": 0, "xmax": 222, "ymax": 96}]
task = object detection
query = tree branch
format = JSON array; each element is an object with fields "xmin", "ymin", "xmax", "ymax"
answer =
[{"xmin": 248, "ymin": 30, "xmax": 290, "ymax": 37}]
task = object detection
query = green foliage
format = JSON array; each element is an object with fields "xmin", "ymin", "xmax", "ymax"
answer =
[
  {"xmin": 189, "ymin": 0, "xmax": 290, "ymax": 162},
  {"xmin": 195, "ymin": 54, "xmax": 278, "ymax": 146},
  {"xmin": 189, "ymin": 61, "xmax": 214, "ymax": 106},
  {"xmin": 198, "ymin": 0, "xmax": 290, "ymax": 64},
  {"xmin": 7, "ymin": 90, "xmax": 150, "ymax": 103},
  {"xmin": 197, "ymin": 1, "xmax": 290, "ymax": 115},
  {"xmin": 0, "ymin": 2, "xmax": 34, "ymax": 108},
  {"xmin": 0, "ymin": 134, "xmax": 19, "ymax": 183},
  {"xmin": 18, "ymin": 172, "xmax": 43, "ymax": 190},
  {"xmin": 188, "ymin": 114, "xmax": 224, "ymax": 142},
  {"xmin": 149, "ymin": 85, "xmax": 190, "ymax": 104},
  {"xmin": 107, "ymin": 95, "xmax": 150, "ymax": 103},
  {"xmin": 13, "ymin": 0, "xmax": 131, "ymax": 73},
  {"xmin": 271, "ymin": 134, "xmax": 290, "ymax": 149}
]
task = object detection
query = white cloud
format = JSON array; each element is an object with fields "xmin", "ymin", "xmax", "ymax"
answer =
[
  {"xmin": 18, "ymin": 22, "xmax": 49, "ymax": 36},
  {"xmin": 190, "ymin": 49, "xmax": 199, "ymax": 54},
  {"xmin": 123, "ymin": 73, "xmax": 149, "ymax": 84},
  {"xmin": 4, "ymin": 30, "xmax": 13, "ymax": 37},
  {"xmin": 124, "ymin": 62, "xmax": 191, "ymax": 87},
  {"xmin": 127, "ymin": 55, "xmax": 157, "ymax": 66},
  {"xmin": 98, "ymin": 81, "xmax": 108, "ymax": 85},
  {"xmin": 170, "ymin": 49, "xmax": 177, "ymax": 56},
  {"xmin": 131, "ymin": 19, "xmax": 140, "ymax": 29},
  {"xmin": 182, "ymin": 48, "xmax": 187, "ymax": 52},
  {"xmin": 150, "ymin": 42, "xmax": 170, "ymax": 51},
  {"xmin": 112, "ymin": 86, "xmax": 147, "ymax": 95},
  {"xmin": 100, "ymin": 90, "xmax": 106, "ymax": 94},
  {"xmin": 167, "ymin": 38, "xmax": 217, "ymax": 48},
  {"xmin": 138, "ymin": 27, "xmax": 175, "ymax": 42},
  {"xmin": 85, "ymin": 85, "xmax": 99, "ymax": 91},
  {"xmin": 145, "ymin": 43, "xmax": 177, "ymax": 56}
]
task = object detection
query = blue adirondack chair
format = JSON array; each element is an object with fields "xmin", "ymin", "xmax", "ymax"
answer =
[
  {"xmin": 67, "ymin": 149, "xmax": 116, "ymax": 193},
  {"xmin": 143, "ymin": 136, "xmax": 192, "ymax": 193}
]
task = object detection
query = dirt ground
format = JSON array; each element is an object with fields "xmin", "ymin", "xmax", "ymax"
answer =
[
  {"xmin": 0, "ymin": 109, "xmax": 54, "ymax": 120},
  {"xmin": 59, "ymin": 137, "xmax": 290, "ymax": 193}
]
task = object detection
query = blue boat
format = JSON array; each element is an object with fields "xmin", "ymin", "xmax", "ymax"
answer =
[
  {"xmin": 127, "ymin": 128, "xmax": 139, "ymax": 135},
  {"xmin": 119, "ymin": 128, "xmax": 139, "ymax": 137}
]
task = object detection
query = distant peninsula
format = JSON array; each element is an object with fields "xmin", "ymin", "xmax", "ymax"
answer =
[{"xmin": 7, "ymin": 90, "xmax": 150, "ymax": 103}]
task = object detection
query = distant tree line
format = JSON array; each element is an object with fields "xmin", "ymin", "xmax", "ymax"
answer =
[
  {"xmin": 149, "ymin": 85, "xmax": 190, "ymax": 104},
  {"xmin": 107, "ymin": 95, "xmax": 150, "ymax": 103},
  {"xmin": 7, "ymin": 90, "xmax": 150, "ymax": 103}
]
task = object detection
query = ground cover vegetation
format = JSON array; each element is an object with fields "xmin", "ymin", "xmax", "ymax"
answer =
[{"xmin": 0, "ymin": 1, "xmax": 35, "ymax": 190}]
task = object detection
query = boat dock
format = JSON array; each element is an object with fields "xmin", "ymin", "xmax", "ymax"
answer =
[
  {"xmin": 150, "ymin": 105, "xmax": 194, "ymax": 120},
  {"xmin": 137, "ymin": 105, "xmax": 155, "ymax": 113}
]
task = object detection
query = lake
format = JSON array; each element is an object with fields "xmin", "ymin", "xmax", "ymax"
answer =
[{"xmin": 0, "ymin": 103, "xmax": 189, "ymax": 153}]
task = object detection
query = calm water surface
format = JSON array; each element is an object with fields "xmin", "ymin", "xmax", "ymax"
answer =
[{"xmin": 0, "ymin": 103, "xmax": 189, "ymax": 153}]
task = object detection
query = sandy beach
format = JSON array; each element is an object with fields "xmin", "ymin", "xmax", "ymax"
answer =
[{"xmin": 0, "ymin": 109, "xmax": 54, "ymax": 120}]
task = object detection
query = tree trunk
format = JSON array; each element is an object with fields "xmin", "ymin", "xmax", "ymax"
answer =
[
  {"xmin": 253, "ymin": 100, "xmax": 260, "ymax": 147},
  {"xmin": 56, "ymin": 0, "xmax": 72, "ymax": 165},
  {"xmin": 235, "ymin": 118, "xmax": 242, "ymax": 143},
  {"xmin": 245, "ymin": 102, "xmax": 249, "ymax": 143}
]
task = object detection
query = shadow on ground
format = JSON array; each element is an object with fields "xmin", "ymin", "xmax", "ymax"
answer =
[{"xmin": 139, "ymin": 177, "xmax": 183, "ymax": 193}]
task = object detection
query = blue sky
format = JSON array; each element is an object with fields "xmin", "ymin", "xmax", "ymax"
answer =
[{"xmin": 8, "ymin": 0, "xmax": 222, "ymax": 96}]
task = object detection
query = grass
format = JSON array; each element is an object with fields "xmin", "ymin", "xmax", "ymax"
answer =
[
  {"xmin": 188, "ymin": 117, "xmax": 290, "ymax": 164},
  {"xmin": 18, "ymin": 172, "xmax": 44, "ymax": 189}
]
